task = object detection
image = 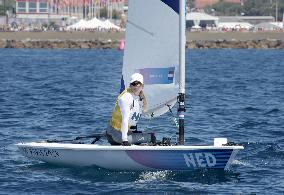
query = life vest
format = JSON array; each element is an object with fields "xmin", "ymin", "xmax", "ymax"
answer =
[{"xmin": 110, "ymin": 88, "xmax": 142, "ymax": 131}]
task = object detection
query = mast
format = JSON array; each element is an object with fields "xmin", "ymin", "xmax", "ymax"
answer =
[{"xmin": 178, "ymin": 0, "xmax": 186, "ymax": 145}]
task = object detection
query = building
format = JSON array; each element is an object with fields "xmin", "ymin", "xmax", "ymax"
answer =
[
  {"xmin": 219, "ymin": 16, "xmax": 275, "ymax": 25},
  {"xmin": 195, "ymin": 0, "xmax": 241, "ymax": 9},
  {"xmin": 186, "ymin": 12, "xmax": 219, "ymax": 28},
  {"xmin": 15, "ymin": 0, "xmax": 125, "ymax": 25}
]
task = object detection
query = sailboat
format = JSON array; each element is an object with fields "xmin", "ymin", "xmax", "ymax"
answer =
[{"xmin": 16, "ymin": 0, "xmax": 243, "ymax": 171}]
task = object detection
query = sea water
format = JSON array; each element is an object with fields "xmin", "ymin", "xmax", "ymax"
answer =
[{"xmin": 0, "ymin": 49, "xmax": 283, "ymax": 194}]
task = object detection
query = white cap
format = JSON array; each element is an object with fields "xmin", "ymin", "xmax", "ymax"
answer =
[{"xmin": 130, "ymin": 73, "xmax": 144, "ymax": 84}]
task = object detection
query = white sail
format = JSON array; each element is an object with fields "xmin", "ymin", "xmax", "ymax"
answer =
[{"xmin": 121, "ymin": 0, "xmax": 180, "ymax": 118}]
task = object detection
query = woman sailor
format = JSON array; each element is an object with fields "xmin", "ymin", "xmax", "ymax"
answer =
[{"xmin": 106, "ymin": 73, "xmax": 154, "ymax": 146}]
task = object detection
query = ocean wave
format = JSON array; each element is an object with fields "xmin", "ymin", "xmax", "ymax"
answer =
[
  {"xmin": 243, "ymin": 107, "xmax": 262, "ymax": 111},
  {"xmin": 264, "ymin": 108, "xmax": 281, "ymax": 115}
]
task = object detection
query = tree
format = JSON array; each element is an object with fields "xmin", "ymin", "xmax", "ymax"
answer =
[
  {"xmin": 187, "ymin": 0, "xmax": 195, "ymax": 10},
  {"xmin": 0, "ymin": 0, "xmax": 16, "ymax": 15},
  {"xmin": 203, "ymin": 0, "xmax": 284, "ymax": 20},
  {"xmin": 100, "ymin": 7, "xmax": 107, "ymax": 19},
  {"xmin": 112, "ymin": 9, "xmax": 121, "ymax": 20},
  {"xmin": 242, "ymin": 0, "xmax": 284, "ymax": 21},
  {"xmin": 205, "ymin": 2, "xmax": 242, "ymax": 16}
]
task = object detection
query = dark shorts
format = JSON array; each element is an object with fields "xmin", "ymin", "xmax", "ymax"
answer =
[{"xmin": 106, "ymin": 126, "xmax": 154, "ymax": 145}]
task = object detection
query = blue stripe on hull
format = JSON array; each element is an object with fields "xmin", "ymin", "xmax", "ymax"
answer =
[
  {"xmin": 161, "ymin": 0, "xmax": 180, "ymax": 14},
  {"xmin": 127, "ymin": 149, "xmax": 233, "ymax": 170}
]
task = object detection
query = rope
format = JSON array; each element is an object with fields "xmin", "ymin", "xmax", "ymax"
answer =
[{"xmin": 167, "ymin": 104, "xmax": 179, "ymax": 129}]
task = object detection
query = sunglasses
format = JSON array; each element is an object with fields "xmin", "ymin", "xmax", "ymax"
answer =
[{"xmin": 131, "ymin": 81, "xmax": 142, "ymax": 86}]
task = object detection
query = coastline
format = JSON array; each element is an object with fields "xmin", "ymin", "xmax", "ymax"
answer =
[{"xmin": 1, "ymin": 31, "xmax": 284, "ymax": 49}]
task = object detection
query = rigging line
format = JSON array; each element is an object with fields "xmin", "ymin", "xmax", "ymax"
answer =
[
  {"xmin": 167, "ymin": 104, "xmax": 179, "ymax": 129},
  {"xmin": 127, "ymin": 20, "xmax": 155, "ymax": 37},
  {"xmin": 144, "ymin": 111, "xmax": 154, "ymax": 133}
]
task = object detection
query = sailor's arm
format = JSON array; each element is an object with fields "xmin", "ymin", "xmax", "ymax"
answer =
[{"xmin": 118, "ymin": 94, "xmax": 132, "ymax": 141}]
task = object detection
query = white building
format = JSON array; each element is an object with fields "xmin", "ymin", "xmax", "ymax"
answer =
[
  {"xmin": 16, "ymin": 0, "xmax": 80, "ymax": 22},
  {"xmin": 15, "ymin": 0, "xmax": 125, "ymax": 25}
]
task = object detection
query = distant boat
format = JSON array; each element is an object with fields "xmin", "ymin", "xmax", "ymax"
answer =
[{"xmin": 16, "ymin": 0, "xmax": 243, "ymax": 171}]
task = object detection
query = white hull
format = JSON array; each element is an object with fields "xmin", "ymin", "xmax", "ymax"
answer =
[{"xmin": 16, "ymin": 142, "xmax": 243, "ymax": 171}]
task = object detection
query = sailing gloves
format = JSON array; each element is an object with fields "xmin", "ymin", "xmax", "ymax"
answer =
[{"xmin": 122, "ymin": 141, "xmax": 131, "ymax": 146}]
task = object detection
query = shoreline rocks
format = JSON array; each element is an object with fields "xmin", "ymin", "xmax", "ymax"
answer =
[
  {"xmin": 0, "ymin": 39, "xmax": 119, "ymax": 49},
  {"xmin": 1, "ymin": 39, "xmax": 284, "ymax": 49},
  {"xmin": 186, "ymin": 39, "xmax": 284, "ymax": 49}
]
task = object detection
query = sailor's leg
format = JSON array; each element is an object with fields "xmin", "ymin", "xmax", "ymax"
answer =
[
  {"xmin": 106, "ymin": 126, "xmax": 122, "ymax": 145},
  {"xmin": 106, "ymin": 126, "xmax": 156, "ymax": 145}
]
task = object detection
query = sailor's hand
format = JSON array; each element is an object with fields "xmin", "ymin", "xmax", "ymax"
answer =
[
  {"xmin": 139, "ymin": 91, "xmax": 145, "ymax": 99},
  {"xmin": 122, "ymin": 141, "xmax": 131, "ymax": 146},
  {"xmin": 140, "ymin": 91, "xmax": 148, "ymax": 112}
]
